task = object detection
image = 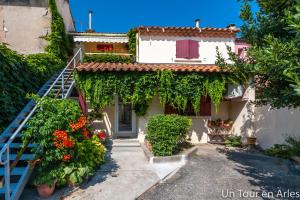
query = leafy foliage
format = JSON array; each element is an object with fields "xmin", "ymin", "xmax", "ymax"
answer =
[
  {"xmin": 224, "ymin": 0, "xmax": 300, "ymax": 108},
  {"xmin": 83, "ymin": 54, "xmax": 132, "ymax": 63},
  {"xmin": 24, "ymin": 96, "xmax": 106, "ymax": 186},
  {"xmin": 265, "ymin": 137, "xmax": 300, "ymax": 159},
  {"xmin": 46, "ymin": 0, "xmax": 73, "ymax": 59},
  {"xmin": 127, "ymin": 28, "xmax": 137, "ymax": 60},
  {"xmin": 225, "ymin": 135, "xmax": 242, "ymax": 147},
  {"xmin": 146, "ymin": 114, "xmax": 192, "ymax": 156},
  {"xmin": 76, "ymin": 71, "xmax": 228, "ymax": 116},
  {"xmin": 26, "ymin": 53, "xmax": 65, "ymax": 86},
  {"xmin": 0, "ymin": 44, "xmax": 38, "ymax": 132}
]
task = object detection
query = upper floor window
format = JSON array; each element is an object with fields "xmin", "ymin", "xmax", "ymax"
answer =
[{"xmin": 176, "ymin": 40, "xmax": 199, "ymax": 59}]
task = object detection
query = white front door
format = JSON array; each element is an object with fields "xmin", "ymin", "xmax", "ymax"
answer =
[{"xmin": 115, "ymin": 96, "xmax": 137, "ymax": 137}]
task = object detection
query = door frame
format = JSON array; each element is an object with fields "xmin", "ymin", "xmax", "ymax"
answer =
[{"xmin": 114, "ymin": 95, "xmax": 137, "ymax": 138}]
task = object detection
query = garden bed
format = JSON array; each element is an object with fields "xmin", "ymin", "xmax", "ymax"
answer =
[{"xmin": 141, "ymin": 141, "xmax": 198, "ymax": 164}]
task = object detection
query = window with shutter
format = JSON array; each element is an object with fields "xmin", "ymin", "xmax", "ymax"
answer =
[
  {"xmin": 176, "ymin": 40, "xmax": 189, "ymax": 58},
  {"xmin": 188, "ymin": 40, "xmax": 199, "ymax": 59},
  {"xmin": 176, "ymin": 40, "xmax": 199, "ymax": 59}
]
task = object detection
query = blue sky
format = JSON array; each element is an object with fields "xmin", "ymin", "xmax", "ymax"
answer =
[{"xmin": 70, "ymin": 0, "xmax": 257, "ymax": 33}]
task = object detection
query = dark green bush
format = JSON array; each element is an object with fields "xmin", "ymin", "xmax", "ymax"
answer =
[
  {"xmin": 0, "ymin": 44, "xmax": 37, "ymax": 132},
  {"xmin": 26, "ymin": 53, "xmax": 65, "ymax": 85},
  {"xmin": 83, "ymin": 54, "xmax": 132, "ymax": 63},
  {"xmin": 265, "ymin": 137, "xmax": 300, "ymax": 159},
  {"xmin": 146, "ymin": 114, "xmax": 192, "ymax": 156},
  {"xmin": 225, "ymin": 135, "xmax": 242, "ymax": 147}
]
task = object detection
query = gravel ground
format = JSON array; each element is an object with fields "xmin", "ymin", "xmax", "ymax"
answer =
[{"xmin": 138, "ymin": 144, "xmax": 300, "ymax": 200}]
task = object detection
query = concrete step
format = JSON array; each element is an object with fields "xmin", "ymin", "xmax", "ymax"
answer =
[{"xmin": 110, "ymin": 139, "xmax": 141, "ymax": 147}]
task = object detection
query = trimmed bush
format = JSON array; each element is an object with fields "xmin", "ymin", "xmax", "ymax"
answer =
[{"xmin": 146, "ymin": 114, "xmax": 192, "ymax": 156}]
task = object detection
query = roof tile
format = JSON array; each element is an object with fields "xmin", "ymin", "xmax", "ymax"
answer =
[{"xmin": 76, "ymin": 62, "xmax": 223, "ymax": 73}]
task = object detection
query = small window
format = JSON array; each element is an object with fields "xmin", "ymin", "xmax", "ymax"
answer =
[
  {"xmin": 176, "ymin": 40, "xmax": 199, "ymax": 59},
  {"xmin": 164, "ymin": 97, "xmax": 211, "ymax": 116},
  {"xmin": 96, "ymin": 44, "xmax": 113, "ymax": 52}
]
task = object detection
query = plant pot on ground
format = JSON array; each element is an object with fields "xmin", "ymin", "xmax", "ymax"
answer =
[
  {"xmin": 36, "ymin": 182, "xmax": 56, "ymax": 198},
  {"xmin": 247, "ymin": 136, "xmax": 257, "ymax": 146}
]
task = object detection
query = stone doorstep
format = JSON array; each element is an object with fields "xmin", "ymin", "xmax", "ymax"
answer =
[{"xmin": 141, "ymin": 143, "xmax": 199, "ymax": 164}]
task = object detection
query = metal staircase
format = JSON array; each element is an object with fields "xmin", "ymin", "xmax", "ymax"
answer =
[{"xmin": 0, "ymin": 49, "xmax": 82, "ymax": 200}]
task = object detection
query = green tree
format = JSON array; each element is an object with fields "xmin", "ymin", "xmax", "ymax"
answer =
[{"xmin": 219, "ymin": 0, "xmax": 300, "ymax": 108}]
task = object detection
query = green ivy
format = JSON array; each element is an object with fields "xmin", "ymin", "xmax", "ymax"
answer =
[
  {"xmin": 127, "ymin": 28, "xmax": 137, "ymax": 60},
  {"xmin": 76, "ymin": 71, "xmax": 228, "ymax": 116},
  {"xmin": 83, "ymin": 54, "xmax": 132, "ymax": 63},
  {"xmin": 46, "ymin": 0, "xmax": 73, "ymax": 60}
]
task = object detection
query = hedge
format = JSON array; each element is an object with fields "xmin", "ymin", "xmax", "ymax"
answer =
[{"xmin": 146, "ymin": 114, "xmax": 192, "ymax": 156}]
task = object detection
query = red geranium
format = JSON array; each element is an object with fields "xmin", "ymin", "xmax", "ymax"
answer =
[
  {"xmin": 97, "ymin": 132, "xmax": 106, "ymax": 140},
  {"xmin": 53, "ymin": 130, "xmax": 74, "ymax": 149},
  {"xmin": 63, "ymin": 154, "xmax": 72, "ymax": 162},
  {"xmin": 70, "ymin": 115, "xmax": 87, "ymax": 132}
]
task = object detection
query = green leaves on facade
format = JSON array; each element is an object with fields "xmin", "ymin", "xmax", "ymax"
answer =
[{"xmin": 75, "ymin": 71, "xmax": 228, "ymax": 116}]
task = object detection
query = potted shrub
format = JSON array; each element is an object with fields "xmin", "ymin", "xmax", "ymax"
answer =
[{"xmin": 34, "ymin": 173, "xmax": 56, "ymax": 198}]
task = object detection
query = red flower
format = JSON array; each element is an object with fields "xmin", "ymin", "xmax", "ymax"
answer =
[
  {"xmin": 97, "ymin": 132, "xmax": 106, "ymax": 140},
  {"xmin": 63, "ymin": 154, "xmax": 71, "ymax": 161},
  {"xmin": 63, "ymin": 139, "xmax": 74, "ymax": 148},
  {"xmin": 70, "ymin": 115, "xmax": 87, "ymax": 132}
]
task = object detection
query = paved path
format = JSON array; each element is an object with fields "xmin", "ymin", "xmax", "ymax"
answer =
[
  {"xmin": 138, "ymin": 144, "xmax": 300, "ymax": 200},
  {"xmin": 21, "ymin": 139, "xmax": 160, "ymax": 200}
]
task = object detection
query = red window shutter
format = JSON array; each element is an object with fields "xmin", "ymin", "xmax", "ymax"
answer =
[
  {"xmin": 176, "ymin": 40, "xmax": 189, "ymax": 58},
  {"xmin": 188, "ymin": 40, "xmax": 199, "ymax": 59},
  {"xmin": 164, "ymin": 104, "xmax": 178, "ymax": 115},
  {"xmin": 200, "ymin": 97, "xmax": 211, "ymax": 116}
]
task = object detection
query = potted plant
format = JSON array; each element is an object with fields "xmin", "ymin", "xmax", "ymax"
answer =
[
  {"xmin": 34, "ymin": 172, "xmax": 57, "ymax": 198},
  {"xmin": 95, "ymin": 129, "xmax": 107, "ymax": 143}
]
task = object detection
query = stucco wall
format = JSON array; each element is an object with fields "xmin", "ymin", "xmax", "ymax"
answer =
[
  {"xmin": 88, "ymin": 84, "xmax": 255, "ymax": 144},
  {"xmin": 55, "ymin": 0, "xmax": 74, "ymax": 32},
  {"xmin": 255, "ymin": 106, "xmax": 300, "ymax": 149},
  {"xmin": 0, "ymin": 0, "xmax": 74, "ymax": 54},
  {"xmin": 0, "ymin": 5, "xmax": 50, "ymax": 54},
  {"xmin": 137, "ymin": 35, "xmax": 235, "ymax": 64}
]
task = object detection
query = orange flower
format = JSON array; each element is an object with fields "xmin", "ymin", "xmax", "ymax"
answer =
[
  {"xmin": 70, "ymin": 115, "xmax": 87, "ymax": 131},
  {"xmin": 63, "ymin": 154, "xmax": 71, "ymax": 161}
]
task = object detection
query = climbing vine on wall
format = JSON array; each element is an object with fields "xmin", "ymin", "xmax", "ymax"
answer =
[
  {"xmin": 46, "ymin": 0, "xmax": 73, "ymax": 60},
  {"xmin": 127, "ymin": 28, "xmax": 137, "ymax": 61},
  {"xmin": 75, "ymin": 71, "xmax": 227, "ymax": 116}
]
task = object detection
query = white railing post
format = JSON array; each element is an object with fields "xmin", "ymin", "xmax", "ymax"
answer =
[
  {"xmin": 5, "ymin": 147, "xmax": 10, "ymax": 200},
  {"xmin": 79, "ymin": 48, "xmax": 83, "ymax": 63},
  {"xmin": 61, "ymin": 72, "xmax": 64, "ymax": 99}
]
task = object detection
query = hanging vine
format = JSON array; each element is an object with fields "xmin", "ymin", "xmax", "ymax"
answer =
[{"xmin": 76, "ymin": 71, "xmax": 228, "ymax": 116}]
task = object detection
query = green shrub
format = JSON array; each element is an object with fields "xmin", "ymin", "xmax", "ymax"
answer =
[
  {"xmin": 146, "ymin": 114, "xmax": 192, "ymax": 156},
  {"xmin": 83, "ymin": 54, "xmax": 132, "ymax": 63},
  {"xmin": 0, "ymin": 44, "xmax": 38, "ymax": 132},
  {"xmin": 24, "ymin": 96, "xmax": 106, "ymax": 186},
  {"xmin": 225, "ymin": 135, "xmax": 242, "ymax": 147},
  {"xmin": 265, "ymin": 136, "xmax": 300, "ymax": 159},
  {"xmin": 26, "ymin": 53, "xmax": 65, "ymax": 86}
]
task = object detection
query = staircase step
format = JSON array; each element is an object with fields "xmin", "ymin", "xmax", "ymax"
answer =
[
  {"xmin": 0, "ymin": 183, "xmax": 17, "ymax": 194},
  {"xmin": 4, "ymin": 154, "xmax": 35, "ymax": 161},
  {"xmin": 0, "ymin": 143, "xmax": 36, "ymax": 149},
  {"xmin": 0, "ymin": 167, "xmax": 26, "ymax": 176},
  {"xmin": 1, "ymin": 132, "xmax": 21, "ymax": 138},
  {"xmin": 111, "ymin": 139, "xmax": 141, "ymax": 147}
]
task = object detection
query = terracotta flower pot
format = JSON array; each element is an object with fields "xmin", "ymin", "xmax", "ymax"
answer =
[
  {"xmin": 36, "ymin": 183, "xmax": 56, "ymax": 198},
  {"xmin": 247, "ymin": 136, "xmax": 257, "ymax": 145}
]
